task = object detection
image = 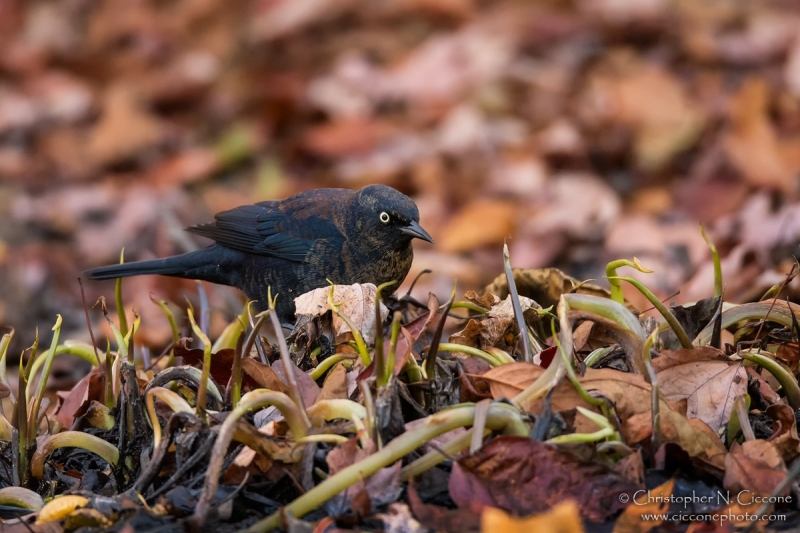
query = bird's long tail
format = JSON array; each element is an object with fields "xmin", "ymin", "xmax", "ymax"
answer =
[{"xmin": 85, "ymin": 249, "xmax": 211, "ymax": 281}]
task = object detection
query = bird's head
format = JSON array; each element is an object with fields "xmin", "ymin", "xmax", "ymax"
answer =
[{"xmin": 351, "ymin": 185, "xmax": 433, "ymax": 249}]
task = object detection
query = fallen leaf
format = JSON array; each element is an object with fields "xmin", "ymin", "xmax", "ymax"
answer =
[
  {"xmin": 653, "ymin": 347, "xmax": 747, "ymax": 430},
  {"xmin": 272, "ymin": 360, "xmax": 320, "ymax": 407},
  {"xmin": 145, "ymin": 148, "xmax": 221, "ymax": 187},
  {"xmin": 241, "ymin": 358, "xmax": 289, "ymax": 394},
  {"xmin": 449, "ymin": 294, "xmax": 540, "ymax": 354},
  {"xmin": 511, "ymin": 368, "xmax": 727, "ymax": 466},
  {"xmin": 54, "ymin": 368, "xmax": 104, "ymax": 430},
  {"xmin": 723, "ymin": 440, "xmax": 787, "ymax": 497},
  {"xmin": 86, "ymin": 85, "xmax": 161, "ymax": 166},
  {"xmin": 614, "ymin": 449, "xmax": 645, "ymax": 489},
  {"xmin": 481, "ymin": 501, "xmax": 585, "ymax": 533},
  {"xmin": 613, "ymin": 478, "xmax": 674, "ymax": 533},
  {"xmin": 409, "ymin": 481, "xmax": 480, "ymax": 533},
  {"xmin": 315, "ymin": 362, "xmax": 348, "ymax": 402},
  {"xmin": 325, "ymin": 437, "xmax": 403, "ymax": 516},
  {"xmin": 484, "ymin": 268, "xmax": 620, "ymax": 311},
  {"xmin": 766, "ymin": 403, "xmax": 800, "ymax": 462},
  {"xmin": 294, "ymin": 283, "xmax": 389, "ymax": 344},
  {"xmin": 580, "ymin": 62, "xmax": 704, "ymax": 170},
  {"xmin": 302, "ymin": 117, "xmax": 391, "ymax": 158},
  {"xmin": 379, "ymin": 503, "xmax": 427, "ymax": 533},
  {"xmin": 438, "ymin": 198, "xmax": 516, "ymax": 253},
  {"xmin": 449, "ymin": 436, "xmax": 639, "ymax": 521},
  {"xmin": 472, "ymin": 362, "xmax": 544, "ymax": 401},
  {"xmin": 723, "ymin": 78, "xmax": 793, "ymax": 191},
  {"xmin": 175, "ymin": 342, "xmax": 246, "ymax": 390},
  {"xmin": 249, "ymin": 0, "xmax": 359, "ymax": 41}
]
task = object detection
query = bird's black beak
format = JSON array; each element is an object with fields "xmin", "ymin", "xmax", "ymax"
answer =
[{"xmin": 401, "ymin": 220, "xmax": 434, "ymax": 243}]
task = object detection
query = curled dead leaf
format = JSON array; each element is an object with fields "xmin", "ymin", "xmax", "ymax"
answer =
[{"xmin": 294, "ymin": 283, "xmax": 389, "ymax": 344}]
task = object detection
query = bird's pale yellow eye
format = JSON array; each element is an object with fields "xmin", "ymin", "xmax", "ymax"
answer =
[{"xmin": 379, "ymin": 211, "xmax": 391, "ymax": 224}]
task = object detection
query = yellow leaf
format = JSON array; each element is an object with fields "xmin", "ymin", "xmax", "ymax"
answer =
[
  {"xmin": 481, "ymin": 501, "xmax": 584, "ymax": 533},
  {"xmin": 613, "ymin": 478, "xmax": 675, "ymax": 533}
]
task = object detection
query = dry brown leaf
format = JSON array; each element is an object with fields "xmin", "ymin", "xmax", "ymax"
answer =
[
  {"xmin": 449, "ymin": 294, "xmax": 540, "ymax": 353},
  {"xmin": 484, "ymin": 268, "xmax": 620, "ymax": 310},
  {"xmin": 723, "ymin": 440, "xmax": 787, "ymax": 497},
  {"xmin": 746, "ymin": 367, "xmax": 780, "ymax": 405},
  {"xmin": 765, "ymin": 404, "xmax": 800, "ymax": 463},
  {"xmin": 87, "ymin": 85, "xmax": 161, "ymax": 166},
  {"xmin": 145, "ymin": 148, "xmax": 221, "ymax": 187},
  {"xmin": 438, "ymin": 199, "xmax": 516, "ymax": 253},
  {"xmin": 724, "ymin": 78, "xmax": 794, "ymax": 191},
  {"xmin": 326, "ymin": 437, "xmax": 403, "ymax": 515},
  {"xmin": 463, "ymin": 291, "xmax": 500, "ymax": 309},
  {"xmin": 294, "ymin": 283, "xmax": 389, "ymax": 344},
  {"xmin": 451, "ymin": 436, "xmax": 637, "ymax": 521},
  {"xmin": 54, "ymin": 368, "xmax": 103, "ymax": 430},
  {"xmin": 480, "ymin": 501, "xmax": 585, "ymax": 533},
  {"xmin": 315, "ymin": 362, "xmax": 348, "ymax": 402},
  {"xmin": 653, "ymin": 347, "xmax": 747, "ymax": 430},
  {"xmin": 613, "ymin": 449, "xmax": 645, "ymax": 489},
  {"xmin": 272, "ymin": 360, "xmax": 320, "ymax": 407},
  {"xmin": 241, "ymin": 358, "xmax": 289, "ymax": 394},
  {"xmin": 580, "ymin": 63, "xmax": 704, "ymax": 170},
  {"xmin": 519, "ymin": 173, "xmax": 620, "ymax": 242},
  {"xmin": 516, "ymin": 368, "xmax": 727, "ymax": 466},
  {"xmin": 249, "ymin": 0, "xmax": 359, "ymax": 41},
  {"xmin": 475, "ymin": 362, "xmax": 544, "ymax": 401},
  {"xmin": 302, "ymin": 117, "xmax": 391, "ymax": 158}
]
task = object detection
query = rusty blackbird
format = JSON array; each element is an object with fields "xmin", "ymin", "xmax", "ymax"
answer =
[{"xmin": 85, "ymin": 184, "xmax": 432, "ymax": 322}]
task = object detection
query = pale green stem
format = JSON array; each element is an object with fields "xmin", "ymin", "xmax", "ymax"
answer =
[
  {"xmin": 30, "ymin": 431, "xmax": 119, "ymax": 479},
  {"xmin": 608, "ymin": 276, "xmax": 692, "ymax": 349},
  {"xmin": 374, "ymin": 280, "xmax": 397, "ymax": 389},
  {"xmin": 548, "ymin": 427, "xmax": 615, "ymax": 444},
  {"xmin": 583, "ymin": 346, "xmax": 612, "ymax": 367},
  {"xmin": 551, "ymin": 321, "xmax": 604, "ymax": 409},
  {"xmin": 115, "ymin": 249, "xmax": 128, "ymax": 337},
  {"xmin": 403, "ymin": 356, "xmax": 424, "ymax": 383},
  {"xmin": 327, "ymin": 284, "xmax": 371, "ymax": 366},
  {"xmin": 212, "ymin": 305, "xmax": 248, "ymax": 352},
  {"xmin": 146, "ymin": 387, "xmax": 193, "ymax": 450},
  {"xmin": 450, "ymin": 301, "xmax": 489, "ymax": 314},
  {"xmin": 151, "ymin": 297, "xmax": 180, "ymax": 345},
  {"xmin": 29, "ymin": 316, "xmax": 62, "ymax": 441},
  {"xmin": 308, "ymin": 354, "xmax": 356, "ymax": 381},
  {"xmin": 380, "ymin": 312, "xmax": 401, "ymax": 388},
  {"xmin": 437, "ymin": 343, "xmax": 503, "ymax": 367},
  {"xmin": 740, "ymin": 350, "xmax": 800, "ymax": 409},
  {"xmin": 297, "ymin": 434, "xmax": 349, "ymax": 445},
  {"xmin": 306, "ymin": 399, "xmax": 366, "ymax": 426},
  {"xmin": 268, "ymin": 290, "xmax": 311, "ymax": 428},
  {"xmin": 700, "ymin": 225, "xmax": 723, "ymax": 298},
  {"xmin": 188, "ymin": 307, "xmax": 213, "ymax": 421},
  {"xmin": 194, "ymin": 389, "xmax": 309, "ymax": 522},
  {"xmin": 0, "ymin": 331, "xmax": 12, "ymax": 392},
  {"xmin": 408, "ymin": 293, "xmax": 646, "ymax": 479},
  {"xmin": 244, "ymin": 404, "xmax": 529, "ymax": 533},
  {"xmin": 694, "ymin": 301, "xmax": 800, "ymax": 346},
  {"xmin": 605, "ymin": 257, "xmax": 653, "ymax": 304},
  {"xmin": 0, "ymin": 487, "xmax": 43, "ymax": 511},
  {"xmin": 642, "ymin": 330, "xmax": 660, "ymax": 454}
]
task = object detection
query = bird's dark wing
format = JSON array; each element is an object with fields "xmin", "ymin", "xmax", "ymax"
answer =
[{"xmin": 186, "ymin": 190, "xmax": 350, "ymax": 263}]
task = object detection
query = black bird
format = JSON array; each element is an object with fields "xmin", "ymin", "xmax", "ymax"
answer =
[{"xmin": 85, "ymin": 184, "xmax": 433, "ymax": 322}]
